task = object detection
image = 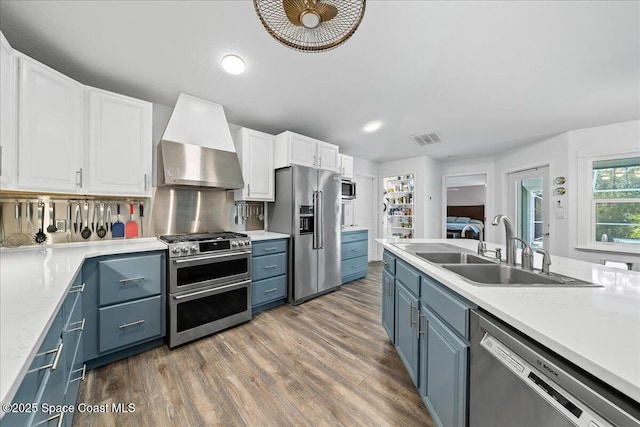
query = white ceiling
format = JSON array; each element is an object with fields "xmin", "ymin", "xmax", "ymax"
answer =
[{"xmin": 0, "ymin": 1, "xmax": 638, "ymax": 163}]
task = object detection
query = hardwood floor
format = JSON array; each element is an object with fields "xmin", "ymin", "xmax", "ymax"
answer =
[{"xmin": 74, "ymin": 262, "xmax": 434, "ymax": 426}]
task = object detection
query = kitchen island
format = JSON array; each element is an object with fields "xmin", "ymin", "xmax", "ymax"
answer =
[
  {"xmin": 0, "ymin": 238, "xmax": 167, "ymax": 406},
  {"xmin": 377, "ymin": 238, "xmax": 640, "ymax": 404}
]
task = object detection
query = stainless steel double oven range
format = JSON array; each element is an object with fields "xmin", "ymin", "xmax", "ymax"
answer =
[{"xmin": 159, "ymin": 232, "xmax": 252, "ymax": 348}]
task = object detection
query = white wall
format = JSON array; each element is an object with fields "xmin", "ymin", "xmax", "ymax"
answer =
[{"xmin": 447, "ymin": 185, "xmax": 486, "ymax": 206}]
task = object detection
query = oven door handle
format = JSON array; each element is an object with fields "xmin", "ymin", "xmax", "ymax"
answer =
[
  {"xmin": 172, "ymin": 280, "xmax": 252, "ymax": 300},
  {"xmin": 173, "ymin": 251, "xmax": 251, "ymax": 264}
]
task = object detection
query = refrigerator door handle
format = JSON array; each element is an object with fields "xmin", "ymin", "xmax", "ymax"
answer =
[
  {"xmin": 313, "ymin": 191, "xmax": 319, "ymax": 249},
  {"xmin": 317, "ymin": 191, "xmax": 323, "ymax": 249}
]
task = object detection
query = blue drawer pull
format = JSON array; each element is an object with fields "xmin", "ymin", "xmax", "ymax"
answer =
[
  {"xmin": 119, "ymin": 276, "xmax": 145, "ymax": 283},
  {"xmin": 70, "ymin": 364, "xmax": 87, "ymax": 383},
  {"xmin": 119, "ymin": 319, "xmax": 145, "ymax": 329},
  {"xmin": 264, "ymin": 288, "xmax": 278, "ymax": 293},
  {"xmin": 264, "ymin": 265, "xmax": 278, "ymax": 269},
  {"xmin": 33, "ymin": 343, "xmax": 63, "ymax": 372},
  {"xmin": 67, "ymin": 318, "xmax": 86, "ymax": 332}
]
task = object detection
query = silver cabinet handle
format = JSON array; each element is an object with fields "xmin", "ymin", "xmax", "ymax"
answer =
[
  {"xmin": 417, "ymin": 312, "xmax": 424, "ymax": 339},
  {"xmin": 382, "ymin": 260, "xmax": 389, "ymax": 265},
  {"xmin": 248, "ymin": 183, "xmax": 251, "ymax": 196},
  {"xmin": 409, "ymin": 303, "xmax": 417, "ymax": 326},
  {"xmin": 76, "ymin": 168, "xmax": 83, "ymax": 188},
  {"xmin": 44, "ymin": 411, "xmax": 65, "ymax": 427},
  {"xmin": 70, "ymin": 283, "xmax": 85, "ymax": 293},
  {"xmin": 264, "ymin": 265, "xmax": 278, "ymax": 269},
  {"xmin": 33, "ymin": 343, "xmax": 63, "ymax": 372},
  {"xmin": 119, "ymin": 276, "xmax": 145, "ymax": 283},
  {"xmin": 351, "ymin": 248, "xmax": 360, "ymax": 252},
  {"xmin": 67, "ymin": 318, "xmax": 85, "ymax": 332},
  {"xmin": 351, "ymin": 265, "xmax": 361, "ymax": 269},
  {"xmin": 119, "ymin": 319, "xmax": 145, "ymax": 329},
  {"xmin": 70, "ymin": 364, "xmax": 87, "ymax": 383},
  {"xmin": 264, "ymin": 288, "xmax": 278, "ymax": 293},
  {"xmin": 144, "ymin": 173, "xmax": 148, "ymax": 192},
  {"xmin": 263, "ymin": 247, "xmax": 277, "ymax": 252}
]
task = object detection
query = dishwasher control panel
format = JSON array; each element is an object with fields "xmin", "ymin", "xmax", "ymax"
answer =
[{"xmin": 480, "ymin": 332, "xmax": 613, "ymax": 427}]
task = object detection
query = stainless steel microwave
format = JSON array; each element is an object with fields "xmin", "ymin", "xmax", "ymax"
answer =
[{"xmin": 341, "ymin": 180, "xmax": 356, "ymax": 199}]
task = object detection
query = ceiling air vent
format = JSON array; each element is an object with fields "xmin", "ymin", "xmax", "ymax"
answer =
[{"xmin": 410, "ymin": 130, "xmax": 443, "ymax": 146}]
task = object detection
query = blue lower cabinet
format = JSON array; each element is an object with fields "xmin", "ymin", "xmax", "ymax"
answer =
[
  {"xmin": 382, "ymin": 270, "xmax": 395, "ymax": 343},
  {"xmin": 99, "ymin": 295, "xmax": 163, "ymax": 353},
  {"xmin": 341, "ymin": 230, "xmax": 368, "ymax": 284},
  {"xmin": 395, "ymin": 281, "xmax": 420, "ymax": 387},
  {"xmin": 251, "ymin": 239, "xmax": 288, "ymax": 314}
]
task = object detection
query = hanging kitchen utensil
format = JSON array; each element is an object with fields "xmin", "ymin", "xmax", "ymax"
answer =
[
  {"xmin": 47, "ymin": 202, "xmax": 57, "ymax": 233},
  {"xmin": 34, "ymin": 202, "xmax": 47, "ymax": 244},
  {"xmin": 66, "ymin": 202, "xmax": 72, "ymax": 234},
  {"xmin": 0, "ymin": 204, "xmax": 4, "ymax": 246},
  {"xmin": 125, "ymin": 202, "xmax": 139, "ymax": 238},
  {"xmin": 25, "ymin": 202, "xmax": 34, "ymax": 236},
  {"xmin": 243, "ymin": 204, "xmax": 249, "ymax": 222},
  {"xmin": 258, "ymin": 204, "xmax": 264, "ymax": 221},
  {"xmin": 5, "ymin": 201, "xmax": 30, "ymax": 247},
  {"xmin": 139, "ymin": 202, "xmax": 144, "ymax": 237},
  {"xmin": 74, "ymin": 202, "xmax": 80, "ymax": 233},
  {"xmin": 92, "ymin": 202, "xmax": 98, "ymax": 232},
  {"xmin": 112, "ymin": 202, "xmax": 125, "ymax": 238},
  {"xmin": 106, "ymin": 204, "xmax": 112, "ymax": 232},
  {"xmin": 81, "ymin": 202, "xmax": 92, "ymax": 239},
  {"xmin": 97, "ymin": 203, "xmax": 107, "ymax": 238}
]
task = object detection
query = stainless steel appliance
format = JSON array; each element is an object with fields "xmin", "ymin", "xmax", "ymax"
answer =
[
  {"xmin": 341, "ymin": 179, "xmax": 356, "ymax": 199},
  {"xmin": 268, "ymin": 166, "xmax": 341, "ymax": 304},
  {"xmin": 470, "ymin": 310, "xmax": 640, "ymax": 427},
  {"xmin": 160, "ymin": 232, "xmax": 252, "ymax": 348}
]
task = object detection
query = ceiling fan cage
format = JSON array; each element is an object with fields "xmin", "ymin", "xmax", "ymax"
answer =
[{"xmin": 253, "ymin": 0, "xmax": 366, "ymax": 52}]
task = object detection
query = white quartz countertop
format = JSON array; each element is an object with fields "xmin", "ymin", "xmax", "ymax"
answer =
[
  {"xmin": 341, "ymin": 226, "xmax": 370, "ymax": 232},
  {"xmin": 0, "ymin": 238, "xmax": 167, "ymax": 405},
  {"xmin": 245, "ymin": 231, "xmax": 290, "ymax": 241},
  {"xmin": 376, "ymin": 238, "xmax": 640, "ymax": 403}
]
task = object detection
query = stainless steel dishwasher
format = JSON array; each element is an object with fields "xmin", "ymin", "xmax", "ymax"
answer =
[{"xmin": 469, "ymin": 310, "xmax": 640, "ymax": 427}]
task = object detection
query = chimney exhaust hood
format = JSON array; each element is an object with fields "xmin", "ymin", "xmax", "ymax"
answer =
[{"xmin": 157, "ymin": 94, "xmax": 244, "ymax": 190}]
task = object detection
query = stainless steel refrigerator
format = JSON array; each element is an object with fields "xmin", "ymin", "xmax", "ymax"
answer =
[{"xmin": 268, "ymin": 166, "xmax": 341, "ymax": 305}]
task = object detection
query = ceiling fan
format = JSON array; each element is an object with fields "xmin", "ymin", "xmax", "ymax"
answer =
[{"xmin": 253, "ymin": 0, "xmax": 366, "ymax": 52}]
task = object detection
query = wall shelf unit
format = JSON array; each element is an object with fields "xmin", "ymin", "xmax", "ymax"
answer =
[{"xmin": 384, "ymin": 174, "xmax": 414, "ymax": 239}]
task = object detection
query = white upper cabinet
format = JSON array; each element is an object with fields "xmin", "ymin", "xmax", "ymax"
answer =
[
  {"xmin": 233, "ymin": 127, "xmax": 274, "ymax": 201},
  {"xmin": 87, "ymin": 88, "xmax": 152, "ymax": 196},
  {"xmin": 0, "ymin": 31, "xmax": 16, "ymax": 189},
  {"xmin": 340, "ymin": 154, "xmax": 354, "ymax": 180},
  {"xmin": 17, "ymin": 55, "xmax": 84, "ymax": 192},
  {"xmin": 274, "ymin": 131, "xmax": 340, "ymax": 172}
]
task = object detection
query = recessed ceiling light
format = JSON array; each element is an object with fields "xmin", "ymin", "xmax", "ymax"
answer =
[
  {"xmin": 363, "ymin": 121, "xmax": 381, "ymax": 132},
  {"xmin": 221, "ymin": 55, "xmax": 245, "ymax": 75}
]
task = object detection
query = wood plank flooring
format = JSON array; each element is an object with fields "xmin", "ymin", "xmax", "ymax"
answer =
[{"xmin": 73, "ymin": 262, "xmax": 434, "ymax": 426}]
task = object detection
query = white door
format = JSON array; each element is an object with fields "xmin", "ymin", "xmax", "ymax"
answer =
[
  {"xmin": 242, "ymin": 129, "xmax": 274, "ymax": 201},
  {"xmin": 355, "ymin": 174, "xmax": 376, "ymax": 261},
  {"xmin": 18, "ymin": 56, "xmax": 84, "ymax": 192},
  {"xmin": 87, "ymin": 88, "xmax": 152, "ymax": 196},
  {"xmin": 317, "ymin": 141, "xmax": 340, "ymax": 172},
  {"xmin": 289, "ymin": 133, "xmax": 316, "ymax": 168},
  {"xmin": 507, "ymin": 166, "xmax": 549, "ymax": 250},
  {"xmin": 0, "ymin": 32, "xmax": 16, "ymax": 189}
]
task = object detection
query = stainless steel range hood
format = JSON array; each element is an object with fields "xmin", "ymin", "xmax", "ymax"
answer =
[{"xmin": 157, "ymin": 94, "xmax": 244, "ymax": 190}]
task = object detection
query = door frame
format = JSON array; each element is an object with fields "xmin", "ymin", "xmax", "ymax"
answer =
[
  {"xmin": 441, "ymin": 171, "xmax": 491, "ymax": 240},
  {"xmin": 354, "ymin": 172, "xmax": 379, "ymax": 260}
]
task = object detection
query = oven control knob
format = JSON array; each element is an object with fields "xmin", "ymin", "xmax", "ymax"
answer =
[
  {"xmin": 172, "ymin": 247, "xmax": 180, "ymax": 254},
  {"xmin": 181, "ymin": 246, "xmax": 189, "ymax": 253},
  {"xmin": 231, "ymin": 241, "xmax": 239, "ymax": 247},
  {"xmin": 244, "ymin": 240, "xmax": 251, "ymax": 246},
  {"xmin": 190, "ymin": 245, "xmax": 198, "ymax": 252},
  {"xmin": 238, "ymin": 241, "xmax": 245, "ymax": 247}
]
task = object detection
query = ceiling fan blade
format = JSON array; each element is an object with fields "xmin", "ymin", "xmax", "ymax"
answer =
[
  {"xmin": 282, "ymin": 0, "xmax": 306, "ymax": 26},
  {"xmin": 316, "ymin": 2, "xmax": 338, "ymax": 22}
]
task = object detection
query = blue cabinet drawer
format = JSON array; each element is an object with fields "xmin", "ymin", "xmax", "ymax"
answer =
[
  {"xmin": 252, "ymin": 253, "xmax": 287, "ymax": 281},
  {"xmin": 252, "ymin": 239, "xmax": 287, "ymax": 256},
  {"xmin": 421, "ymin": 274, "xmax": 476, "ymax": 340},
  {"xmin": 342, "ymin": 255, "xmax": 368, "ymax": 276},
  {"xmin": 98, "ymin": 254, "xmax": 162, "ymax": 306},
  {"xmin": 342, "ymin": 230, "xmax": 368, "ymax": 242},
  {"xmin": 383, "ymin": 250, "xmax": 396, "ymax": 275},
  {"xmin": 252, "ymin": 275, "xmax": 287, "ymax": 307},
  {"xmin": 342, "ymin": 240, "xmax": 368, "ymax": 261},
  {"xmin": 396, "ymin": 259, "xmax": 420, "ymax": 296},
  {"xmin": 98, "ymin": 295, "xmax": 162, "ymax": 353}
]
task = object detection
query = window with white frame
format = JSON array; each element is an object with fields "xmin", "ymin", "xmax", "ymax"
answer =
[{"xmin": 590, "ymin": 156, "xmax": 640, "ymax": 245}]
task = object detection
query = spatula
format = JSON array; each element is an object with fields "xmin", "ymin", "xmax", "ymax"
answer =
[
  {"xmin": 112, "ymin": 202, "xmax": 125, "ymax": 238},
  {"xmin": 125, "ymin": 202, "xmax": 138, "ymax": 238}
]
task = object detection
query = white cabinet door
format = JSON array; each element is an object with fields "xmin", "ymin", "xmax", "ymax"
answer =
[
  {"xmin": 340, "ymin": 154, "xmax": 354, "ymax": 179},
  {"xmin": 0, "ymin": 32, "xmax": 16, "ymax": 189},
  {"xmin": 234, "ymin": 128, "xmax": 274, "ymax": 201},
  {"xmin": 86, "ymin": 88, "xmax": 152, "ymax": 196},
  {"xmin": 289, "ymin": 133, "xmax": 317, "ymax": 168},
  {"xmin": 18, "ymin": 56, "xmax": 84, "ymax": 192},
  {"xmin": 317, "ymin": 141, "xmax": 340, "ymax": 172}
]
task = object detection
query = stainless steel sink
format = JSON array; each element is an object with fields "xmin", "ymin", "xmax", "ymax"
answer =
[
  {"xmin": 391, "ymin": 242, "xmax": 463, "ymax": 253},
  {"xmin": 442, "ymin": 264, "xmax": 601, "ymax": 287},
  {"xmin": 416, "ymin": 252, "xmax": 496, "ymax": 265}
]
